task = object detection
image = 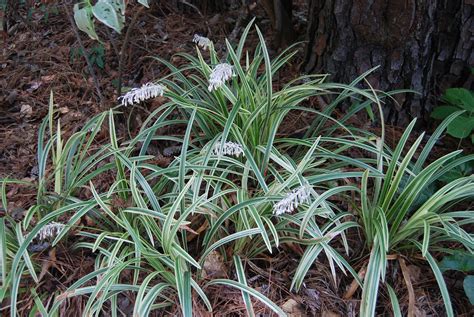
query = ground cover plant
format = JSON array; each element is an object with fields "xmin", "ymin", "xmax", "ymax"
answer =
[
  {"xmin": 355, "ymin": 115, "xmax": 474, "ymax": 316},
  {"xmin": 73, "ymin": 0, "xmax": 150, "ymax": 40},
  {"xmin": 1, "ymin": 20, "xmax": 473, "ymax": 316},
  {"xmin": 431, "ymin": 86, "xmax": 474, "ymax": 144}
]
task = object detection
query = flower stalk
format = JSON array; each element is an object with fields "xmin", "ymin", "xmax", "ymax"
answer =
[
  {"xmin": 273, "ymin": 185, "xmax": 312, "ymax": 215},
  {"xmin": 208, "ymin": 63, "xmax": 234, "ymax": 92},
  {"xmin": 119, "ymin": 83, "xmax": 165, "ymax": 106},
  {"xmin": 35, "ymin": 222, "xmax": 65, "ymax": 241},
  {"xmin": 193, "ymin": 34, "xmax": 212, "ymax": 50},
  {"xmin": 212, "ymin": 141, "xmax": 244, "ymax": 157}
]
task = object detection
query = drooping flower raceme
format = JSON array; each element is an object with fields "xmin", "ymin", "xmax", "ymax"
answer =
[
  {"xmin": 208, "ymin": 63, "xmax": 234, "ymax": 92},
  {"xmin": 119, "ymin": 83, "xmax": 165, "ymax": 107},
  {"xmin": 193, "ymin": 34, "xmax": 212, "ymax": 50},
  {"xmin": 273, "ymin": 185, "xmax": 312, "ymax": 215},
  {"xmin": 35, "ymin": 222, "xmax": 65, "ymax": 241},
  {"xmin": 212, "ymin": 141, "xmax": 244, "ymax": 157}
]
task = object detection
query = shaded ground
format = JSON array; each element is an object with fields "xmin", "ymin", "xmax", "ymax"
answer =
[{"xmin": 1, "ymin": 2, "xmax": 472, "ymax": 316}]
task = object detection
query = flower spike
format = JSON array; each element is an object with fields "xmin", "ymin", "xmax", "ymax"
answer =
[
  {"xmin": 208, "ymin": 63, "xmax": 234, "ymax": 92},
  {"xmin": 213, "ymin": 141, "xmax": 244, "ymax": 157},
  {"xmin": 273, "ymin": 185, "xmax": 312, "ymax": 215},
  {"xmin": 35, "ymin": 222, "xmax": 65, "ymax": 241},
  {"xmin": 119, "ymin": 82, "xmax": 165, "ymax": 107},
  {"xmin": 193, "ymin": 34, "xmax": 212, "ymax": 50}
]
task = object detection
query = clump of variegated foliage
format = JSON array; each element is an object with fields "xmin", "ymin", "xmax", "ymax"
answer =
[{"xmin": 1, "ymin": 21, "xmax": 472, "ymax": 317}]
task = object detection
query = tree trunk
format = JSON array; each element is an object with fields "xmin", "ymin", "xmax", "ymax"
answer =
[
  {"xmin": 303, "ymin": 0, "xmax": 473, "ymax": 126},
  {"xmin": 187, "ymin": 0, "xmax": 243, "ymax": 14},
  {"xmin": 188, "ymin": 0, "xmax": 296, "ymax": 48},
  {"xmin": 261, "ymin": 0, "xmax": 295, "ymax": 47}
]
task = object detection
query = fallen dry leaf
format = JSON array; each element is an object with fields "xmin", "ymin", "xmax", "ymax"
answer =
[
  {"xmin": 400, "ymin": 257, "xmax": 415, "ymax": 317},
  {"xmin": 20, "ymin": 104, "xmax": 33, "ymax": 118},
  {"xmin": 59, "ymin": 106, "xmax": 70, "ymax": 114},
  {"xmin": 26, "ymin": 80, "xmax": 41, "ymax": 93},
  {"xmin": 41, "ymin": 75, "xmax": 56, "ymax": 82},
  {"xmin": 407, "ymin": 264, "xmax": 422, "ymax": 283},
  {"xmin": 282, "ymin": 299, "xmax": 305, "ymax": 317},
  {"xmin": 39, "ymin": 248, "xmax": 57, "ymax": 281},
  {"xmin": 202, "ymin": 250, "xmax": 227, "ymax": 279}
]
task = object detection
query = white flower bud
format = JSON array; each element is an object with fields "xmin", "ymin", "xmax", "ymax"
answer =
[
  {"xmin": 119, "ymin": 83, "xmax": 165, "ymax": 107},
  {"xmin": 208, "ymin": 63, "xmax": 234, "ymax": 92},
  {"xmin": 193, "ymin": 34, "xmax": 212, "ymax": 50},
  {"xmin": 35, "ymin": 222, "xmax": 65, "ymax": 241},
  {"xmin": 212, "ymin": 141, "xmax": 244, "ymax": 157},
  {"xmin": 273, "ymin": 185, "xmax": 312, "ymax": 215}
]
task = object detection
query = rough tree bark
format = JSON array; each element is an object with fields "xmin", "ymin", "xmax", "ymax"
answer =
[
  {"xmin": 261, "ymin": 0, "xmax": 295, "ymax": 47},
  {"xmin": 188, "ymin": 0, "xmax": 296, "ymax": 47},
  {"xmin": 187, "ymin": 0, "xmax": 243, "ymax": 14},
  {"xmin": 303, "ymin": 0, "xmax": 473, "ymax": 125}
]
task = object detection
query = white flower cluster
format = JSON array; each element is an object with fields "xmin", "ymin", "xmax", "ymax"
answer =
[
  {"xmin": 119, "ymin": 83, "xmax": 165, "ymax": 107},
  {"xmin": 273, "ymin": 185, "xmax": 312, "ymax": 215},
  {"xmin": 193, "ymin": 34, "xmax": 212, "ymax": 50},
  {"xmin": 213, "ymin": 141, "xmax": 244, "ymax": 157},
  {"xmin": 35, "ymin": 222, "xmax": 65, "ymax": 241},
  {"xmin": 208, "ymin": 63, "xmax": 234, "ymax": 92}
]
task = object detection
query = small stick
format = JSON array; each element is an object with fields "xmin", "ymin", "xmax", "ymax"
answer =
[
  {"xmin": 104, "ymin": 27, "xmax": 120, "ymax": 58},
  {"xmin": 179, "ymin": 0, "xmax": 203, "ymax": 17},
  {"xmin": 63, "ymin": 2, "xmax": 105, "ymax": 107},
  {"xmin": 399, "ymin": 257, "xmax": 416, "ymax": 317},
  {"xmin": 117, "ymin": 6, "xmax": 145, "ymax": 97},
  {"xmin": 343, "ymin": 265, "xmax": 366, "ymax": 299}
]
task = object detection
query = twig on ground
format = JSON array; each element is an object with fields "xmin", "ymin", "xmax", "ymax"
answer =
[
  {"xmin": 104, "ymin": 27, "xmax": 120, "ymax": 59},
  {"xmin": 62, "ymin": 2, "xmax": 105, "ymax": 107},
  {"xmin": 117, "ymin": 6, "xmax": 145, "ymax": 97},
  {"xmin": 228, "ymin": 5, "xmax": 249, "ymax": 44},
  {"xmin": 399, "ymin": 257, "xmax": 416, "ymax": 317},
  {"xmin": 343, "ymin": 265, "xmax": 366, "ymax": 300},
  {"xmin": 179, "ymin": 0, "xmax": 203, "ymax": 17}
]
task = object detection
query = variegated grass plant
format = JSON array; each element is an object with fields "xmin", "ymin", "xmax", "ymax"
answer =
[
  {"xmin": 1, "ymin": 21, "xmax": 472, "ymax": 317},
  {"xmin": 1, "ymin": 93, "xmax": 118, "ymax": 316},
  {"xmin": 356, "ymin": 112, "xmax": 474, "ymax": 317},
  {"xmin": 148, "ymin": 20, "xmax": 403, "ymax": 176},
  {"xmin": 75, "ymin": 21, "xmax": 387, "ymax": 315}
]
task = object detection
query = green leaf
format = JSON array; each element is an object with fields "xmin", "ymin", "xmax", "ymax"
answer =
[
  {"xmin": 138, "ymin": 0, "xmax": 149, "ymax": 7},
  {"xmin": 73, "ymin": 4, "xmax": 99, "ymax": 40},
  {"xmin": 443, "ymin": 88, "xmax": 474, "ymax": 112},
  {"xmin": 96, "ymin": 56, "xmax": 105, "ymax": 69},
  {"xmin": 31, "ymin": 288, "xmax": 49, "ymax": 316},
  {"xmin": 92, "ymin": 0, "xmax": 124, "ymax": 33},
  {"xmin": 175, "ymin": 260, "xmax": 192, "ymax": 317},
  {"xmin": 439, "ymin": 161, "xmax": 474, "ymax": 183},
  {"xmin": 415, "ymin": 111, "xmax": 464, "ymax": 173},
  {"xmin": 422, "ymin": 250, "xmax": 454, "ymax": 317},
  {"xmin": 446, "ymin": 116, "xmax": 474, "ymax": 139},
  {"xmin": 463, "ymin": 275, "xmax": 474, "ymax": 305},
  {"xmin": 386, "ymin": 284, "xmax": 402, "ymax": 317},
  {"xmin": 109, "ymin": 0, "xmax": 126, "ymax": 18},
  {"xmin": 398, "ymin": 174, "xmax": 437, "ymax": 211},
  {"xmin": 0, "ymin": 218, "xmax": 6, "ymax": 287},
  {"xmin": 360, "ymin": 241, "xmax": 384, "ymax": 317},
  {"xmin": 205, "ymin": 279, "xmax": 286, "ymax": 316},
  {"xmin": 234, "ymin": 256, "xmax": 255, "ymax": 317},
  {"xmin": 439, "ymin": 253, "xmax": 474, "ymax": 272},
  {"xmin": 431, "ymin": 106, "xmax": 460, "ymax": 120}
]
